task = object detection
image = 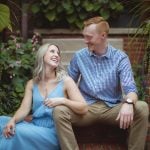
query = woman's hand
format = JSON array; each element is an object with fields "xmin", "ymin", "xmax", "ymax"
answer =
[
  {"xmin": 3, "ymin": 119, "xmax": 16, "ymax": 138},
  {"xmin": 44, "ymin": 98, "xmax": 65, "ymax": 107}
]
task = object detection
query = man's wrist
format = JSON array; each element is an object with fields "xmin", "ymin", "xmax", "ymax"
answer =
[{"xmin": 124, "ymin": 98, "xmax": 135, "ymax": 105}]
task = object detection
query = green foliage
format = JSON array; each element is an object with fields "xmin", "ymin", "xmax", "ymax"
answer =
[
  {"xmin": 0, "ymin": 3, "xmax": 12, "ymax": 32},
  {"xmin": 133, "ymin": 65, "xmax": 147, "ymax": 101},
  {"xmin": 130, "ymin": 0, "xmax": 150, "ymax": 49},
  {"xmin": 0, "ymin": 34, "xmax": 40, "ymax": 115},
  {"xmin": 129, "ymin": 0, "xmax": 150, "ymax": 101},
  {"xmin": 30, "ymin": 0, "xmax": 124, "ymax": 29}
]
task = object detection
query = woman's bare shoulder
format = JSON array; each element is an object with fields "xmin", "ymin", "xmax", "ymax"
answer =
[
  {"xmin": 63, "ymin": 76, "xmax": 74, "ymax": 83},
  {"xmin": 63, "ymin": 76, "xmax": 77, "ymax": 90}
]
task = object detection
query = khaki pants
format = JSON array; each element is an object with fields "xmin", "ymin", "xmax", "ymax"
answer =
[{"xmin": 53, "ymin": 101, "xmax": 149, "ymax": 150}]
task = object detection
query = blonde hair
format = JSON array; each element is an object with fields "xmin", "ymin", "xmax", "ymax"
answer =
[
  {"xmin": 33, "ymin": 43, "xmax": 67, "ymax": 83},
  {"xmin": 84, "ymin": 16, "xmax": 110, "ymax": 34}
]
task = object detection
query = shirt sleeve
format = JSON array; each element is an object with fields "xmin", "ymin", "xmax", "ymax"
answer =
[
  {"xmin": 118, "ymin": 55, "xmax": 138, "ymax": 95},
  {"xmin": 67, "ymin": 53, "xmax": 80, "ymax": 83}
]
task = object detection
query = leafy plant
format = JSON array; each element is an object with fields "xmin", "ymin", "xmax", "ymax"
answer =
[
  {"xmin": 30, "ymin": 0, "xmax": 124, "ymax": 29},
  {"xmin": 133, "ymin": 64, "xmax": 147, "ymax": 101},
  {"xmin": 0, "ymin": 33, "xmax": 41, "ymax": 115},
  {"xmin": 129, "ymin": 0, "xmax": 150, "ymax": 101},
  {"xmin": 0, "ymin": 3, "xmax": 12, "ymax": 32}
]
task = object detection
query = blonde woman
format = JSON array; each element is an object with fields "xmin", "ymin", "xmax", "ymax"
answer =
[{"xmin": 0, "ymin": 43, "xmax": 88, "ymax": 150}]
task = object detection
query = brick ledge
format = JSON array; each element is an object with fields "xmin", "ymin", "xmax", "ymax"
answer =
[{"xmin": 34, "ymin": 28, "xmax": 140, "ymax": 36}]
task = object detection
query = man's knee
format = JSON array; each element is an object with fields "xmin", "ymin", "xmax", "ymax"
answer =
[
  {"xmin": 53, "ymin": 105, "xmax": 71, "ymax": 121},
  {"xmin": 135, "ymin": 101, "xmax": 149, "ymax": 118}
]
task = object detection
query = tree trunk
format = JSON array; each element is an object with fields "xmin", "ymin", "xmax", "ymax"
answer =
[{"xmin": 21, "ymin": 0, "xmax": 29, "ymax": 41}]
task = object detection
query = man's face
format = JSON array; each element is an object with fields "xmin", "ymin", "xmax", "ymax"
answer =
[{"xmin": 82, "ymin": 24, "xmax": 104, "ymax": 52}]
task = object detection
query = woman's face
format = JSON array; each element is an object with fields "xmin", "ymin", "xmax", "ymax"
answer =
[{"xmin": 43, "ymin": 45, "xmax": 60, "ymax": 69}]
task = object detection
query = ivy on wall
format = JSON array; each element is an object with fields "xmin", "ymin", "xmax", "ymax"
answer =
[{"xmin": 31, "ymin": 0, "xmax": 124, "ymax": 29}]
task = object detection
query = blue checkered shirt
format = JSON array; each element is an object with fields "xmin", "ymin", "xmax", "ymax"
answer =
[{"xmin": 68, "ymin": 44, "xmax": 137, "ymax": 107}]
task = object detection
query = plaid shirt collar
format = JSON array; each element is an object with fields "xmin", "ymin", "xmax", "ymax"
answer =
[{"xmin": 88, "ymin": 44, "xmax": 111, "ymax": 59}]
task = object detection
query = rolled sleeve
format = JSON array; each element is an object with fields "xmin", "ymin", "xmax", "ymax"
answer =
[
  {"xmin": 118, "ymin": 56, "xmax": 137, "ymax": 95},
  {"xmin": 67, "ymin": 54, "xmax": 80, "ymax": 82}
]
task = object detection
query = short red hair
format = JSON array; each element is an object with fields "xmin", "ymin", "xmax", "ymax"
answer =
[{"xmin": 84, "ymin": 16, "xmax": 110, "ymax": 34}]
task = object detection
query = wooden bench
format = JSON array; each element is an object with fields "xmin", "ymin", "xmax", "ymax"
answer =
[
  {"xmin": 73, "ymin": 123, "xmax": 150, "ymax": 150},
  {"xmin": 73, "ymin": 124, "xmax": 127, "ymax": 150},
  {"xmin": 25, "ymin": 114, "xmax": 149, "ymax": 150}
]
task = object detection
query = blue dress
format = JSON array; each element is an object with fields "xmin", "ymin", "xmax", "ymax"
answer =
[{"xmin": 0, "ymin": 81, "xmax": 64, "ymax": 150}]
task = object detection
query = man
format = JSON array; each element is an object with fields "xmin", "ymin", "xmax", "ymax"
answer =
[{"xmin": 53, "ymin": 16, "xmax": 149, "ymax": 150}]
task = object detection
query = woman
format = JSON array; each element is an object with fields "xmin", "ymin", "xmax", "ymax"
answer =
[{"xmin": 0, "ymin": 43, "xmax": 88, "ymax": 150}]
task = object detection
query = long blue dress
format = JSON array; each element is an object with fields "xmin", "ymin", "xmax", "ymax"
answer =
[{"xmin": 0, "ymin": 81, "xmax": 64, "ymax": 150}]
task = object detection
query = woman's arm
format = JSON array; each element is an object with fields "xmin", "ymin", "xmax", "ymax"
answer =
[
  {"xmin": 63, "ymin": 76, "xmax": 88, "ymax": 114},
  {"xmin": 3, "ymin": 79, "xmax": 33, "ymax": 138},
  {"xmin": 10, "ymin": 79, "xmax": 33, "ymax": 123},
  {"xmin": 44, "ymin": 76, "xmax": 88, "ymax": 114}
]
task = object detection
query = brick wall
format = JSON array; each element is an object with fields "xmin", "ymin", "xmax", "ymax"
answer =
[
  {"xmin": 108, "ymin": 30, "xmax": 149, "ymax": 109},
  {"xmin": 123, "ymin": 36, "xmax": 149, "ymax": 109}
]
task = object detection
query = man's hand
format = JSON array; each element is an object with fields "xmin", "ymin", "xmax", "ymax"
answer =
[{"xmin": 116, "ymin": 103, "xmax": 134, "ymax": 129}]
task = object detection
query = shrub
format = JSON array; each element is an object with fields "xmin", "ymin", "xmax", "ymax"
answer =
[{"xmin": 0, "ymin": 33, "xmax": 40, "ymax": 115}]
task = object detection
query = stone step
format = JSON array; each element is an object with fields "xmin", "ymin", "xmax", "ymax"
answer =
[
  {"xmin": 62, "ymin": 62, "xmax": 68, "ymax": 70},
  {"xmin": 61, "ymin": 50, "xmax": 75, "ymax": 62},
  {"xmin": 43, "ymin": 38, "xmax": 86, "ymax": 51},
  {"xmin": 43, "ymin": 38, "xmax": 123, "ymax": 51},
  {"xmin": 43, "ymin": 38, "xmax": 123, "ymax": 68}
]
